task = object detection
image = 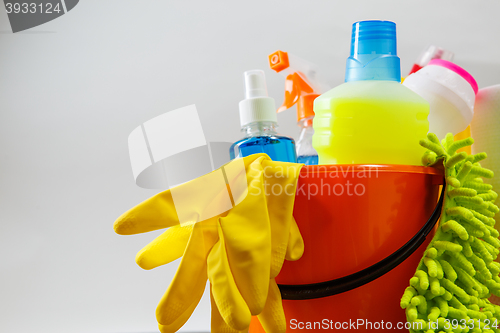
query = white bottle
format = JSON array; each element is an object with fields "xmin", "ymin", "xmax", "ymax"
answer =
[
  {"xmin": 403, "ymin": 59, "xmax": 478, "ymax": 140},
  {"xmin": 471, "ymin": 85, "xmax": 500, "ymax": 226}
]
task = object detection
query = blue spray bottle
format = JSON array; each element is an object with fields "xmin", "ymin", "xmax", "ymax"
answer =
[{"xmin": 229, "ymin": 70, "xmax": 297, "ymax": 163}]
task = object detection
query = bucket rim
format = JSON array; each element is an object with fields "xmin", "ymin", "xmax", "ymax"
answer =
[{"xmin": 300, "ymin": 164, "xmax": 443, "ymax": 176}]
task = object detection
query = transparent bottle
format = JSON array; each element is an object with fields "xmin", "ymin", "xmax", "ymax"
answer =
[
  {"xmin": 230, "ymin": 121, "xmax": 296, "ymax": 162},
  {"xmin": 268, "ymin": 51, "xmax": 328, "ymax": 165},
  {"xmin": 296, "ymin": 116, "xmax": 318, "ymax": 165},
  {"xmin": 229, "ymin": 70, "xmax": 297, "ymax": 163}
]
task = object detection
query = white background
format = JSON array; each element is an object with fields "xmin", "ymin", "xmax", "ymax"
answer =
[{"xmin": 1, "ymin": 1, "xmax": 500, "ymax": 332}]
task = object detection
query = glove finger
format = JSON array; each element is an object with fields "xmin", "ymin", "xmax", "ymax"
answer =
[
  {"xmin": 257, "ymin": 279, "xmax": 287, "ymax": 333},
  {"xmin": 220, "ymin": 156, "xmax": 271, "ymax": 315},
  {"xmin": 136, "ymin": 223, "xmax": 193, "ymax": 270},
  {"xmin": 268, "ymin": 212, "xmax": 292, "ymax": 278},
  {"xmin": 156, "ymin": 220, "xmax": 218, "ymax": 325},
  {"xmin": 158, "ymin": 293, "xmax": 201, "ymax": 333},
  {"xmin": 208, "ymin": 222, "xmax": 251, "ymax": 331},
  {"xmin": 114, "ymin": 157, "xmax": 244, "ymax": 236},
  {"xmin": 114, "ymin": 189, "xmax": 180, "ymax": 235},
  {"xmin": 262, "ymin": 160, "xmax": 303, "ymax": 277},
  {"xmin": 210, "ymin": 285, "xmax": 248, "ymax": 333},
  {"xmin": 285, "ymin": 216, "xmax": 304, "ymax": 262}
]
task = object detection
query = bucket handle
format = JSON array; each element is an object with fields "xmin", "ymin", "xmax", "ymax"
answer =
[{"xmin": 278, "ymin": 181, "xmax": 446, "ymax": 300}]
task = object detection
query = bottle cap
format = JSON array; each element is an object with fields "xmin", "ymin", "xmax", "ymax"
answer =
[
  {"xmin": 238, "ymin": 70, "xmax": 277, "ymax": 127},
  {"xmin": 428, "ymin": 59, "xmax": 478, "ymax": 94},
  {"xmin": 345, "ymin": 20, "xmax": 401, "ymax": 82},
  {"xmin": 403, "ymin": 61, "xmax": 476, "ymax": 138}
]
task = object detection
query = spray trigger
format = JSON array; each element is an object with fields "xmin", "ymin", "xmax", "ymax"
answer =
[{"xmin": 278, "ymin": 73, "xmax": 314, "ymax": 112}]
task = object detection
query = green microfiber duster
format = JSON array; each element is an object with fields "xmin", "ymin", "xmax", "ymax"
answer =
[{"xmin": 401, "ymin": 133, "xmax": 500, "ymax": 333}]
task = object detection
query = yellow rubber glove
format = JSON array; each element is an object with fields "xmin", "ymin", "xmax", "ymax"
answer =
[
  {"xmin": 116, "ymin": 154, "xmax": 271, "ymax": 330},
  {"xmin": 253, "ymin": 159, "xmax": 304, "ymax": 333},
  {"xmin": 210, "ymin": 284, "xmax": 249, "ymax": 333},
  {"xmin": 153, "ymin": 218, "xmax": 303, "ymax": 333},
  {"xmin": 114, "ymin": 153, "xmax": 304, "ymax": 332}
]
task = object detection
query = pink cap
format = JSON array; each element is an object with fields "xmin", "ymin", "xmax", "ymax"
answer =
[{"xmin": 428, "ymin": 59, "xmax": 478, "ymax": 94}]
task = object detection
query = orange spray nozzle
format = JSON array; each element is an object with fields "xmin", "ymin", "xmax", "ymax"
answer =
[
  {"xmin": 269, "ymin": 50, "xmax": 318, "ymax": 121},
  {"xmin": 269, "ymin": 50, "xmax": 290, "ymax": 72},
  {"xmin": 297, "ymin": 93, "xmax": 319, "ymax": 124},
  {"xmin": 278, "ymin": 72, "xmax": 315, "ymax": 114}
]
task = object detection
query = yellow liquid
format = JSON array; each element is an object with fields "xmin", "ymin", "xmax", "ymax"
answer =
[{"xmin": 313, "ymin": 80, "xmax": 429, "ymax": 165}]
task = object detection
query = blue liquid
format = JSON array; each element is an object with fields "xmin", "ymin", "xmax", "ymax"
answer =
[
  {"xmin": 297, "ymin": 155, "xmax": 318, "ymax": 165},
  {"xmin": 230, "ymin": 136, "xmax": 297, "ymax": 163}
]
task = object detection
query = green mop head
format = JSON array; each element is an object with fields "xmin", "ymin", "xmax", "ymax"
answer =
[{"xmin": 401, "ymin": 133, "xmax": 500, "ymax": 333}]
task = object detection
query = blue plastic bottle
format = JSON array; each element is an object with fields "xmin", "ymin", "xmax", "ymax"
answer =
[{"xmin": 230, "ymin": 70, "xmax": 297, "ymax": 163}]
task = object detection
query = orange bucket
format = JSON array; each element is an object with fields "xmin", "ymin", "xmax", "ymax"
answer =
[{"xmin": 251, "ymin": 164, "xmax": 444, "ymax": 332}]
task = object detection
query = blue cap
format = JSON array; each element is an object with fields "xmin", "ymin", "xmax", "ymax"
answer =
[{"xmin": 345, "ymin": 20, "xmax": 401, "ymax": 82}]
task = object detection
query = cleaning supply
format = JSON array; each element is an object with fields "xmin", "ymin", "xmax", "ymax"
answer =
[
  {"xmin": 294, "ymin": 95, "xmax": 318, "ymax": 165},
  {"xmin": 471, "ymin": 85, "xmax": 500, "ymax": 229},
  {"xmin": 114, "ymin": 154, "xmax": 305, "ymax": 332},
  {"xmin": 229, "ymin": 70, "xmax": 297, "ymax": 163},
  {"xmin": 250, "ymin": 163, "xmax": 443, "ymax": 332},
  {"xmin": 408, "ymin": 45, "xmax": 454, "ymax": 75},
  {"xmin": 312, "ymin": 20, "xmax": 430, "ymax": 165},
  {"xmin": 268, "ymin": 50, "xmax": 330, "ymax": 165},
  {"xmin": 455, "ymin": 127, "xmax": 472, "ymax": 155},
  {"xmin": 471, "ymin": 86, "xmax": 500, "ymax": 305},
  {"xmin": 401, "ymin": 133, "xmax": 500, "ymax": 330},
  {"xmin": 404, "ymin": 59, "xmax": 478, "ymax": 140}
]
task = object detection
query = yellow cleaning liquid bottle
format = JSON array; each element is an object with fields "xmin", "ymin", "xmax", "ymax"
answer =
[{"xmin": 313, "ymin": 20, "xmax": 429, "ymax": 165}]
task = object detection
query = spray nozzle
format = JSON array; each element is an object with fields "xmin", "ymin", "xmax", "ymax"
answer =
[
  {"xmin": 278, "ymin": 72, "xmax": 314, "ymax": 112},
  {"xmin": 269, "ymin": 50, "xmax": 329, "ymax": 123},
  {"xmin": 269, "ymin": 50, "xmax": 290, "ymax": 73},
  {"xmin": 408, "ymin": 45, "xmax": 454, "ymax": 75},
  {"xmin": 238, "ymin": 70, "xmax": 277, "ymax": 128},
  {"xmin": 243, "ymin": 70, "xmax": 269, "ymax": 99}
]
